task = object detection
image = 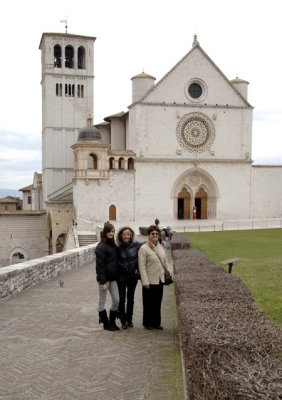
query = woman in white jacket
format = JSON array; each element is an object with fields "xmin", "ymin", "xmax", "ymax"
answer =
[{"xmin": 138, "ymin": 225, "xmax": 169, "ymax": 330}]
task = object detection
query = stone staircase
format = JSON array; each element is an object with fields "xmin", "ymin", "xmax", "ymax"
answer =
[{"xmin": 77, "ymin": 233, "xmax": 98, "ymax": 247}]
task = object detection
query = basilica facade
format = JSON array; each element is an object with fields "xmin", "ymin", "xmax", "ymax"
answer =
[
  {"xmin": 1, "ymin": 31, "xmax": 281, "ymax": 265},
  {"xmin": 62, "ymin": 34, "xmax": 281, "ymax": 234}
]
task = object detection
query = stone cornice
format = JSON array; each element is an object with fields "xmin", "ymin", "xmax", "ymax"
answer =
[
  {"xmin": 43, "ymin": 73, "xmax": 94, "ymax": 79},
  {"xmin": 109, "ymin": 150, "xmax": 136, "ymax": 156},
  {"xmin": 0, "ymin": 211, "xmax": 46, "ymax": 215},
  {"xmin": 71, "ymin": 142, "xmax": 109, "ymax": 149},
  {"xmin": 252, "ymin": 164, "xmax": 282, "ymax": 168},
  {"xmin": 39, "ymin": 33, "xmax": 96, "ymax": 49},
  {"xmin": 136, "ymin": 158, "xmax": 253, "ymax": 164},
  {"xmin": 129, "ymin": 102, "xmax": 253, "ymax": 110}
]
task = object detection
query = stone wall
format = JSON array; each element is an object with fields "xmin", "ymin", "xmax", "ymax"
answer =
[
  {"xmin": 0, "ymin": 244, "xmax": 96, "ymax": 299},
  {"xmin": 0, "ymin": 212, "xmax": 48, "ymax": 267}
]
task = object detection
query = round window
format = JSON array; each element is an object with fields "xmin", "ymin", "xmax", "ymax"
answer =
[{"xmin": 188, "ymin": 83, "xmax": 202, "ymax": 98}]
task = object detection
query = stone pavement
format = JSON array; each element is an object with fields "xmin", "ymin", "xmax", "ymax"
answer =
[{"xmin": 0, "ymin": 247, "xmax": 184, "ymax": 400}]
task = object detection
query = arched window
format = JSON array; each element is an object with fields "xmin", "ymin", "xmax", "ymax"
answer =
[
  {"xmin": 65, "ymin": 45, "xmax": 74, "ymax": 68},
  {"xmin": 109, "ymin": 204, "xmax": 116, "ymax": 221},
  {"xmin": 128, "ymin": 158, "xmax": 134, "ymax": 170},
  {"xmin": 54, "ymin": 44, "xmax": 62, "ymax": 68},
  {"xmin": 87, "ymin": 153, "xmax": 98, "ymax": 170},
  {"xmin": 109, "ymin": 157, "xmax": 115, "ymax": 169},
  {"xmin": 118, "ymin": 157, "xmax": 124, "ymax": 169},
  {"xmin": 78, "ymin": 46, "xmax": 85, "ymax": 69},
  {"xmin": 27, "ymin": 196, "xmax": 32, "ymax": 204}
]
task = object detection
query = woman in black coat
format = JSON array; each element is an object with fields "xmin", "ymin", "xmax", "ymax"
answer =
[
  {"xmin": 117, "ymin": 226, "xmax": 143, "ymax": 329},
  {"xmin": 95, "ymin": 223, "xmax": 120, "ymax": 331}
]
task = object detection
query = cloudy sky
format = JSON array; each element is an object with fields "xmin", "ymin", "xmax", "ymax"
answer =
[{"xmin": 0, "ymin": 0, "xmax": 281, "ymax": 190}]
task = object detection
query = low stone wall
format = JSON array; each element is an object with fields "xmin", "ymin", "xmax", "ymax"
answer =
[
  {"xmin": 172, "ymin": 235, "xmax": 282, "ymax": 400},
  {"xmin": 0, "ymin": 244, "xmax": 96, "ymax": 299}
]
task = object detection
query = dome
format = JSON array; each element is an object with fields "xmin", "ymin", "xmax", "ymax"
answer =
[{"xmin": 78, "ymin": 118, "xmax": 101, "ymax": 141}]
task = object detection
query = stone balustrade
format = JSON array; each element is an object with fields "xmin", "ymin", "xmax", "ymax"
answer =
[{"xmin": 0, "ymin": 244, "xmax": 96, "ymax": 299}]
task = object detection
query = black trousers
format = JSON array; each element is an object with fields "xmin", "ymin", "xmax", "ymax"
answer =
[
  {"xmin": 142, "ymin": 282, "xmax": 163, "ymax": 328},
  {"xmin": 117, "ymin": 273, "xmax": 138, "ymax": 324}
]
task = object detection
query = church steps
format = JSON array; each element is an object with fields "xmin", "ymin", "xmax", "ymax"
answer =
[{"xmin": 78, "ymin": 233, "xmax": 98, "ymax": 247}]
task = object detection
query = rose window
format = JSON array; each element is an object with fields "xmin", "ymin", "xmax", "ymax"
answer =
[{"xmin": 176, "ymin": 112, "xmax": 215, "ymax": 152}]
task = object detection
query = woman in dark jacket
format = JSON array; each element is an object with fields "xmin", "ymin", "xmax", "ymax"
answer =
[
  {"xmin": 95, "ymin": 223, "xmax": 120, "ymax": 331},
  {"xmin": 117, "ymin": 227, "xmax": 143, "ymax": 329}
]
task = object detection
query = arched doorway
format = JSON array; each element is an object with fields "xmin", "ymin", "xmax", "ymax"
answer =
[
  {"xmin": 172, "ymin": 167, "xmax": 218, "ymax": 220},
  {"xmin": 109, "ymin": 204, "xmax": 116, "ymax": 221},
  {"xmin": 9, "ymin": 247, "xmax": 29, "ymax": 265},
  {"xmin": 195, "ymin": 187, "xmax": 207, "ymax": 219},
  {"xmin": 177, "ymin": 188, "xmax": 190, "ymax": 219},
  {"xmin": 56, "ymin": 233, "xmax": 66, "ymax": 253}
]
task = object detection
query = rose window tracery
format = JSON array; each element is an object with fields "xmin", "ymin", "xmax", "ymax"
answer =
[
  {"xmin": 176, "ymin": 112, "xmax": 215, "ymax": 152},
  {"xmin": 188, "ymin": 174, "xmax": 200, "ymax": 187}
]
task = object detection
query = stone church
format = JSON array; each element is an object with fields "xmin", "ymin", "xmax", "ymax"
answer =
[{"xmin": 0, "ymin": 31, "xmax": 281, "ymax": 265}]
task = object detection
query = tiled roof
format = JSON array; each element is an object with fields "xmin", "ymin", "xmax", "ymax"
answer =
[{"xmin": 19, "ymin": 184, "xmax": 33, "ymax": 191}]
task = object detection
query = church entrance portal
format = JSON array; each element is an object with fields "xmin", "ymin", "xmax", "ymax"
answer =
[
  {"xmin": 177, "ymin": 188, "xmax": 190, "ymax": 219},
  {"xmin": 195, "ymin": 188, "xmax": 207, "ymax": 219}
]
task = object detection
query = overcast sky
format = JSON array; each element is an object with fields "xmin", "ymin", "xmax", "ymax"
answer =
[{"xmin": 0, "ymin": 0, "xmax": 281, "ymax": 190}]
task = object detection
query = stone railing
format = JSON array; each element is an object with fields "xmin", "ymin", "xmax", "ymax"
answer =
[{"xmin": 0, "ymin": 244, "xmax": 96, "ymax": 299}]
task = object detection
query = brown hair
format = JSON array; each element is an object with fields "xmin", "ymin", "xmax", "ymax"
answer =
[
  {"xmin": 101, "ymin": 223, "xmax": 115, "ymax": 245},
  {"xmin": 147, "ymin": 225, "xmax": 160, "ymax": 235}
]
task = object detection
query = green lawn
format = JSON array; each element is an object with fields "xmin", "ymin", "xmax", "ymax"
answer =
[{"xmin": 185, "ymin": 229, "xmax": 282, "ymax": 330}]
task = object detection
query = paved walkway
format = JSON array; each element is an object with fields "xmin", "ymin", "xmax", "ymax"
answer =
[{"xmin": 0, "ymin": 247, "xmax": 184, "ymax": 400}]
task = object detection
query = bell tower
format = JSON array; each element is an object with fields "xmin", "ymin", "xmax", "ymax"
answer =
[{"xmin": 39, "ymin": 32, "xmax": 96, "ymax": 203}]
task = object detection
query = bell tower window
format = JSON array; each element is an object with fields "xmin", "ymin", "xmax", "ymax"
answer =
[
  {"xmin": 77, "ymin": 85, "xmax": 84, "ymax": 98},
  {"xmin": 54, "ymin": 45, "xmax": 62, "ymax": 68},
  {"xmin": 78, "ymin": 46, "xmax": 85, "ymax": 69},
  {"xmin": 65, "ymin": 45, "xmax": 74, "ymax": 68},
  {"xmin": 56, "ymin": 83, "xmax": 62, "ymax": 96}
]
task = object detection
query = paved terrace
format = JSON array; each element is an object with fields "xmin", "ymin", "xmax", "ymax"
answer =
[{"xmin": 0, "ymin": 248, "xmax": 184, "ymax": 400}]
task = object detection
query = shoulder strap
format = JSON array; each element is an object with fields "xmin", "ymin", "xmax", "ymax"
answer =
[{"xmin": 146, "ymin": 242, "xmax": 168, "ymax": 273}]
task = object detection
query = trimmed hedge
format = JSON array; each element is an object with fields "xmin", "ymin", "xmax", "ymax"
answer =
[{"xmin": 172, "ymin": 237, "xmax": 282, "ymax": 400}]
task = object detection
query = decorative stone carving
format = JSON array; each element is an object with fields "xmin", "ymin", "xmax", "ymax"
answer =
[
  {"xmin": 176, "ymin": 112, "xmax": 215, "ymax": 152},
  {"xmin": 188, "ymin": 174, "xmax": 200, "ymax": 187}
]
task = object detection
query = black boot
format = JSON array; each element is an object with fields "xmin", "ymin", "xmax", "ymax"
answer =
[
  {"xmin": 109, "ymin": 310, "xmax": 120, "ymax": 330},
  {"xmin": 99, "ymin": 310, "xmax": 115, "ymax": 331}
]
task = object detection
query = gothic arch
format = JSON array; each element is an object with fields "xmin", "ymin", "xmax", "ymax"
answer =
[
  {"xmin": 172, "ymin": 167, "xmax": 219, "ymax": 219},
  {"xmin": 65, "ymin": 45, "xmax": 74, "ymax": 68}
]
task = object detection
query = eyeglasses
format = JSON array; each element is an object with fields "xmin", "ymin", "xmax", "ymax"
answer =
[{"xmin": 150, "ymin": 232, "xmax": 159, "ymax": 236}]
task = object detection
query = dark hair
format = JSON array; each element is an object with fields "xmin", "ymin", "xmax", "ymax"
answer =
[
  {"xmin": 147, "ymin": 225, "xmax": 160, "ymax": 235},
  {"xmin": 101, "ymin": 223, "xmax": 115, "ymax": 245},
  {"xmin": 117, "ymin": 226, "xmax": 135, "ymax": 245}
]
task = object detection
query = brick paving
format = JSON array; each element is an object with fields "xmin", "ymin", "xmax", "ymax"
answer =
[{"xmin": 0, "ymin": 246, "xmax": 184, "ymax": 400}]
